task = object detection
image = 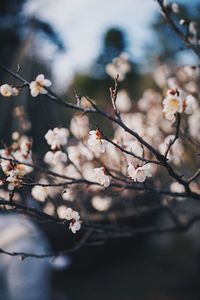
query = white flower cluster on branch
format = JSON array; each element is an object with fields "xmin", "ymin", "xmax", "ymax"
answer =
[{"xmin": 0, "ymin": 0, "xmax": 200, "ymax": 258}]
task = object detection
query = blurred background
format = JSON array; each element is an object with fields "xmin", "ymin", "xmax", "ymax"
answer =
[{"xmin": 1, "ymin": 0, "xmax": 200, "ymax": 299}]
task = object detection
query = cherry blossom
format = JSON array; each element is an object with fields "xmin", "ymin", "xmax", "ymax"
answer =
[
  {"xmin": 163, "ymin": 91, "xmax": 183, "ymax": 122},
  {"xmin": 94, "ymin": 167, "xmax": 110, "ymax": 187},
  {"xmin": 115, "ymin": 90, "xmax": 132, "ymax": 112},
  {"xmin": 91, "ymin": 195, "xmax": 112, "ymax": 212},
  {"xmin": 106, "ymin": 53, "xmax": 131, "ymax": 81},
  {"xmin": 0, "ymin": 84, "xmax": 19, "ymax": 97},
  {"xmin": 44, "ymin": 150, "xmax": 67, "ymax": 166},
  {"xmin": 45, "ymin": 127, "xmax": 69, "ymax": 150},
  {"xmin": 30, "ymin": 74, "xmax": 52, "ymax": 97},
  {"xmin": 62, "ymin": 188, "xmax": 75, "ymax": 202},
  {"xmin": 57, "ymin": 206, "xmax": 81, "ymax": 234},
  {"xmin": 127, "ymin": 163, "xmax": 152, "ymax": 182},
  {"xmin": 69, "ymin": 220, "xmax": 81, "ymax": 234},
  {"xmin": 70, "ymin": 115, "xmax": 89, "ymax": 139},
  {"xmin": 88, "ymin": 130, "xmax": 107, "ymax": 156},
  {"xmin": 183, "ymin": 94, "xmax": 196, "ymax": 114},
  {"xmin": 0, "ymin": 138, "xmax": 33, "ymax": 188},
  {"xmin": 163, "ymin": 89, "xmax": 195, "ymax": 122},
  {"xmin": 31, "ymin": 185, "xmax": 49, "ymax": 202}
]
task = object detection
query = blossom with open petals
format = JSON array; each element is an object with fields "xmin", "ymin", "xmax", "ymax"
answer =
[
  {"xmin": 94, "ymin": 167, "xmax": 110, "ymax": 187},
  {"xmin": 69, "ymin": 220, "xmax": 81, "ymax": 234},
  {"xmin": 57, "ymin": 206, "xmax": 81, "ymax": 234},
  {"xmin": 163, "ymin": 90, "xmax": 195, "ymax": 122},
  {"xmin": 30, "ymin": 74, "xmax": 51, "ymax": 97},
  {"xmin": 183, "ymin": 95, "xmax": 195, "ymax": 115},
  {"xmin": 88, "ymin": 130, "xmax": 107, "ymax": 156},
  {"xmin": 106, "ymin": 53, "xmax": 131, "ymax": 81},
  {"xmin": 31, "ymin": 185, "xmax": 49, "ymax": 202},
  {"xmin": 45, "ymin": 127, "xmax": 69, "ymax": 150},
  {"xmin": 44, "ymin": 150, "xmax": 67, "ymax": 165},
  {"xmin": 163, "ymin": 92, "xmax": 183, "ymax": 122},
  {"xmin": 127, "ymin": 163, "xmax": 152, "ymax": 182},
  {"xmin": 0, "ymin": 84, "xmax": 13, "ymax": 97},
  {"xmin": 0, "ymin": 138, "xmax": 33, "ymax": 189}
]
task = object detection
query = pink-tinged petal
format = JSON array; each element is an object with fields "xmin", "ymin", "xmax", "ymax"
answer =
[
  {"xmin": 137, "ymin": 171, "xmax": 146, "ymax": 182},
  {"xmin": 31, "ymin": 89, "xmax": 39, "ymax": 97},
  {"xmin": 36, "ymin": 74, "xmax": 44, "ymax": 82},
  {"xmin": 30, "ymin": 81, "xmax": 36, "ymax": 89},
  {"xmin": 43, "ymin": 79, "xmax": 52, "ymax": 87},
  {"xmin": 40, "ymin": 87, "xmax": 48, "ymax": 94}
]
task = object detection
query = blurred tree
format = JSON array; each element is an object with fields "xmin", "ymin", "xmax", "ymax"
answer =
[
  {"xmin": 66, "ymin": 27, "xmax": 144, "ymax": 118},
  {"xmin": 93, "ymin": 28, "xmax": 127, "ymax": 78},
  {"xmin": 147, "ymin": 2, "xmax": 200, "ymax": 62},
  {"xmin": 0, "ymin": 0, "xmax": 65, "ymax": 68}
]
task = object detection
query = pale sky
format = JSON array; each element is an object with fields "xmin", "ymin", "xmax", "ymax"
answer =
[{"xmin": 24, "ymin": 0, "xmax": 196, "ymax": 89}]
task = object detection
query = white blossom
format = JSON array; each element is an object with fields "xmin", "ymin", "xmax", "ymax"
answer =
[
  {"xmin": 62, "ymin": 188, "xmax": 75, "ymax": 202},
  {"xmin": 163, "ymin": 90, "xmax": 195, "ymax": 122},
  {"xmin": 88, "ymin": 130, "xmax": 107, "ymax": 156},
  {"xmin": 171, "ymin": 2, "xmax": 179, "ymax": 13},
  {"xmin": 106, "ymin": 53, "xmax": 131, "ymax": 81},
  {"xmin": 31, "ymin": 185, "xmax": 49, "ymax": 202},
  {"xmin": 70, "ymin": 115, "xmax": 89, "ymax": 139},
  {"xmin": 31, "ymin": 178, "xmax": 60, "ymax": 202},
  {"xmin": 11, "ymin": 87, "xmax": 19, "ymax": 96},
  {"xmin": 30, "ymin": 74, "xmax": 52, "ymax": 97},
  {"xmin": 170, "ymin": 182, "xmax": 185, "ymax": 201},
  {"xmin": 163, "ymin": 92, "xmax": 183, "ymax": 122},
  {"xmin": 45, "ymin": 127, "xmax": 69, "ymax": 150},
  {"xmin": 179, "ymin": 19, "xmax": 186, "ymax": 26},
  {"xmin": 44, "ymin": 202, "xmax": 55, "ymax": 216},
  {"xmin": 44, "ymin": 150, "xmax": 67, "ymax": 165},
  {"xmin": 115, "ymin": 90, "xmax": 132, "ymax": 112},
  {"xmin": 0, "ymin": 138, "xmax": 33, "ymax": 188},
  {"xmin": 57, "ymin": 206, "xmax": 81, "ymax": 234},
  {"xmin": 127, "ymin": 163, "xmax": 152, "ymax": 182},
  {"xmin": 0, "ymin": 84, "xmax": 13, "ymax": 97},
  {"xmin": 183, "ymin": 94, "xmax": 196, "ymax": 114},
  {"xmin": 69, "ymin": 220, "xmax": 81, "ymax": 234},
  {"xmin": 170, "ymin": 182, "xmax": 185, "ymax": 193},
  {"xmin": 91, "ymin": 195, "xmax": 112, "ymax": 211},
  {"xmin": 82, "ymin": 162, "xmax": 95, "ymax": 181},
  {"xmin": 94, "ymin": 167, "xmax": 110, "ymax": 187}
]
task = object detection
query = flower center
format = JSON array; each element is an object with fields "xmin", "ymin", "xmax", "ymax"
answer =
[
  {"xmin": 170, "ymin": 98, "xmax": 179, "ymax": 108},
  {"xmin": 95, "ymin": 130, "xmax": 102, "ymax": 140}
]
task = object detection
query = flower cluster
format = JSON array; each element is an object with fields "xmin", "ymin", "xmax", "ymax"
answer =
[
  {"xmin": 45, "ymin": 127, "xmax": 69, "ymax": 150},
  {"xmin": 44, "ymin": 150, "xmax": 67, "ymax": 166},
  {"xmin": 163, "ymin": 89, "xmax": 195, "ymax": 122},
  {"xmin": 127, "ymin": 163, "xmax": 152, "ymax": 182},
  {"xmin": 88, "ymin": 130, "xmax": 107, "ymax": 156},
  {"xmin": 0, "ymin": 136, "xmax": 33, "ymax": 189},
  {"xmin": 1, "ymin": 32, "xmax": 200, "ymax": 239},
  {"xmin": 94, "ymin": 167, "xmax": 110, "ymax": 187},
  {"xmin": 0, "ymin": 84, "xmax": 19, "ymax": 97},
  {"xmin": 57, "ymin": 206, "xmax": 81, "ymax": 233},
  {"xmin": 106, "ymin": 53, "xmax": 131, "ymax": 81}
]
